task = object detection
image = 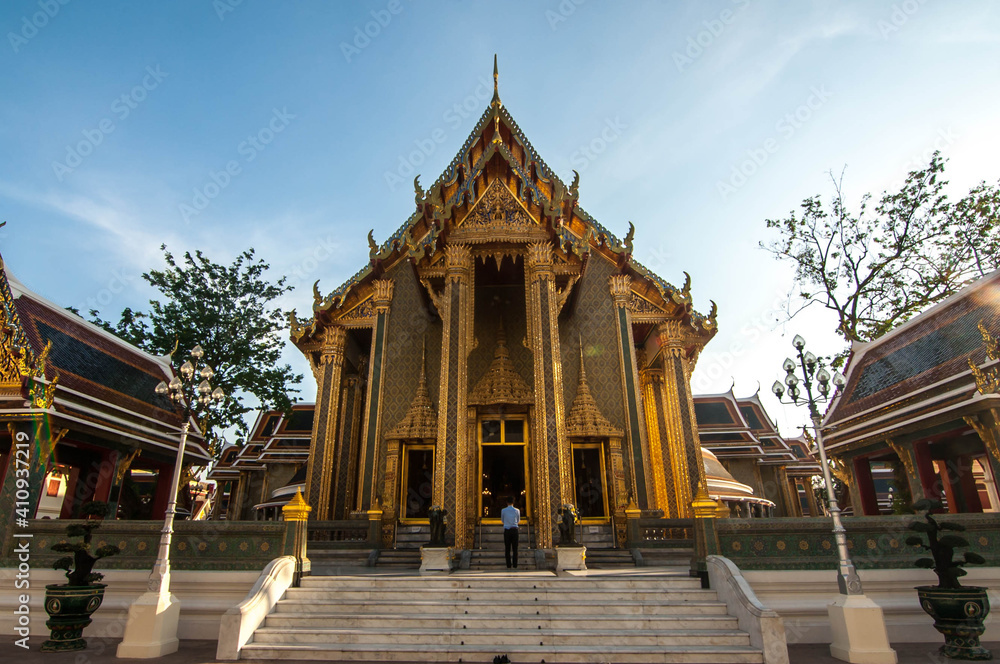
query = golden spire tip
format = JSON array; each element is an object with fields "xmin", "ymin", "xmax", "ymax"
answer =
[{"xmin": 492, "ymin": 54, "xmax": 500, "ymax": 104}]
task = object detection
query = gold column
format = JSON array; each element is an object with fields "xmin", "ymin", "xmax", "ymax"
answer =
[
  {"xmin": 381, "ymin": 438, "xmax": 401, "ymax": 540},
  {"xmin": 304, "ymin": 326, "xmax": 346, "ymax": 519},
  {"xmin": 333, "ymin": 375, "xmax": 364, "ymax": 518},
  {"xmin": 640, "ymin": 367, "xmax": 676, "ymax": 516},
  {"xmin": 657, "ymin": 320, "xmax": 709, "ymax": 517},
  {"xmin": 357, "ymin": 279, "xmax": 394, "ymax": 511},
  {"xmin": 435, "ymin": 244, "xmax": 473, "ymax": 547},
  {"xmin": 609, "ymin": 275, "xmax": 654, "ymax": 509},
  {"xmin": 526, "ymin": 242, "xmax": 568, "ymax": 549}
]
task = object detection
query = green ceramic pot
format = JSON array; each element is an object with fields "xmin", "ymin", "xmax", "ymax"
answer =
[
  {"xmin": 917, "ymin": 586, "xmax": 992, "ymax": 661},
  {"xmin": 40, "ymin": 584, "xmax": 106, "ymax": 652}
]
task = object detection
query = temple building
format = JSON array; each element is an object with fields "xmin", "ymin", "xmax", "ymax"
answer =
[
  {"xmin": 0, "ymin": 252, "xmax": 210, "ymax": 530},
  {"xmin": 281, "ymin": 64, "xmax": 723, "ymax": 551},
  {"xmin": 694, "ymin": 389, "xmax": 822, "ymax": 517},
  {"xmin": 823, "ymin": 269, "xmax": 1000, "ymax": 515}
]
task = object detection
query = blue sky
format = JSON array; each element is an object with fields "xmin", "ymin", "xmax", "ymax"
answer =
[{"xmin": 2, "ymin": 0, "xmax": 999, "ymax": 434}]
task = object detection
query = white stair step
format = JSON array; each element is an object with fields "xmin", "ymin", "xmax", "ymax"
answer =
[
  {"xmin": 299, "ymin": 575, "xmax": 700, "ymax": 590},
  {"xmin": 273, "ymin": 599, "xmax": 731, "ymax": 616},
  {"xmin": 240, "ymin": 642, "xmax": 763, "ymax": 663},
  {"xmin": 283, "ymin": 588, "xmax": 716, "ymax": 601},
  {"xmin": 262, "ymin": 612, "xmax": 739, "ymax": 630},
  {"xmin": 251, "ymin": 626, "xmax": 751, "ymax": 647}
]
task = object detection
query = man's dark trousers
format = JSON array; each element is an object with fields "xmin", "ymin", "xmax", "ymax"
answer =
[{"xmin": 504, "ymin": 526, "xmax": 519, "ymax": 568}]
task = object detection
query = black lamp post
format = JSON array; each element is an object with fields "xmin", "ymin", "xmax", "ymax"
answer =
[{"xmin": 771, "ymin": 334, "xmax": 862, "ymax": 596}]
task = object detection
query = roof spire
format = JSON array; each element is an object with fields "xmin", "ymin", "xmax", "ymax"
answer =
[
  {"xmin": 490, "ymin": 54, "xmax": 503, "ymax": 145},
  {"xmin": 492, "ymin": 54, "xmax": 500, "ymax": 104},
  {"xmin": 419, "ymin": 336, "xmax": 426, "ymax": 384}
]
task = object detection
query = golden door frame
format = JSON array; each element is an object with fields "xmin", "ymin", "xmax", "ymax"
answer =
[
  {"xmin": 570, "ymin": 441, "xmax": 612, "ymax": 524},
  {"xmin": 398, "ymin": 443, "xmax": 435, "ymax": 524},
  {"xmin": 477, "ymin": 414, "xmax": 532, "ymax": 524}
]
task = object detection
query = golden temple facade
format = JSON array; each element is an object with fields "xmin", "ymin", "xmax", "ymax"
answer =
[{"xmin": 290, "ymin": 63, "xmax": 717, "ymax": 550}]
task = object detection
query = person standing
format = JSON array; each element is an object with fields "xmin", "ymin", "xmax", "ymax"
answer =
[{"xmin": 501, "ymin": 496, "xmax": 520, "ymax": 569}]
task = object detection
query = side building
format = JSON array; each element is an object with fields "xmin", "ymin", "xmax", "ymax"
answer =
[
  {"xmin": 0, "ymin": 252, "xmax": 211, "ymax": 541},
  {"xmin": 823, "ymin": 270, "xmax": 1000, "ymax": 515}
]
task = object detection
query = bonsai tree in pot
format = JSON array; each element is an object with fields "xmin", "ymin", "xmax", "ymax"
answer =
[
  {"xmin": 79, "ymin": 499, "xmax": 109, "ymax": 520},
  {"xmin": 906, "ymin": 498, "xmax": 991, "ymax": 660},
  {"xmin": 41, "ymin": 514, "xmax": 121, "ymax": 652}
]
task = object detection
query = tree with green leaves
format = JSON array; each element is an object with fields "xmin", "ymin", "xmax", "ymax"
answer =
[
  {"xmin": 764, "ymin": 153, "xmax": 1000, "ymax": 361},
  {"xmin": 88, "ymin": 246, "xmax": 301, "ymax": 456}
]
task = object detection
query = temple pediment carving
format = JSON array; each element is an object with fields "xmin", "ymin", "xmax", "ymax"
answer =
[{"xmin": 452, "ymin": 179, "xmax": 547, "ymax": 245}]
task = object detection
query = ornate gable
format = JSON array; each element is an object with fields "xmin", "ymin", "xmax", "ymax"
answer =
[
  {"xmin": 0, "ymin": 252, "xmax": 57, "ymax": 407},
  {"xmin": 451, "ymin": 180, "xmax": 547, "ymax": 246},
  {"xmin": 292, "ymin": 60, "xmax": 717, "ymax": 355}
]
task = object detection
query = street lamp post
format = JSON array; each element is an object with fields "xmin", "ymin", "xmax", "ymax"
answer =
[
  {"xmin": 771, "ymin": 334, "xmax": 896, "ymax": 664},
  {"xmin": 117, "ymin": 344, "xmax": 225, "ymax": 659},
  {"xmin": 770, "ymin": 334, "xmax": 861, "ymax": 596}
]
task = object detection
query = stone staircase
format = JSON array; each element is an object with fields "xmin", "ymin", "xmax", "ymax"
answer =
[
  {"xmin": 239, "ymin": 571, "xmax": 764, "ymax": 663},
  {"xmin": 471, "ymin": 524, "xmax": 538, "ymax": 570}
]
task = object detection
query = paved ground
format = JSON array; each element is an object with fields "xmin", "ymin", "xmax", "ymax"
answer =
[{"xmin": 4, "ymin": 637, "xmax": 999, "ymax": 663}]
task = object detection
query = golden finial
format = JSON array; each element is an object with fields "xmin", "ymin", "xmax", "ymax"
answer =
[
  {"xmin": 492, "ymin": 54, "xmax": 499, "ymax": 104},
  {"xmin": 419, "ymin": 336, "xmax": 426, "ymax": 384},
  {"xmin": 490, "ymin": 55, "xmax": 503, "ymax": 145}
]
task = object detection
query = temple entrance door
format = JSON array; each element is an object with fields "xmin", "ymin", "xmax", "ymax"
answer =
[
  {"xmin": 400, "ymin": 445, "xmax": 434, "ymax": 521},
  {"xmin": 572, "ymin": 443, "xmax": 610, "ymax": 521},
  {"xmin": 478, "ymin": 416, "xmax": 530, "ymax": 521}
]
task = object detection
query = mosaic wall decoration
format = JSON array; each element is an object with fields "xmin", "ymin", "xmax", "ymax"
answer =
[
  {"xmin": 715, "ymin": 514, "xmax": 1000, "ymax": 571},
  {"xmin": 380, "ymin": 264, "xmax": 442, "ymax": 429},
  {"xmin": 559, "ymin": 256, "xmax": 625, "ymax": 431},
  {"xmin": 376, "ymin": 264, "xmax": 442, "ymax": 503},
  {"xmin": 5, "ymin": 520, "xmax": 288, "ymax": 572}
]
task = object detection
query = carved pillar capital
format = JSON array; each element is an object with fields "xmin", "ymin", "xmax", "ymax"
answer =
[
  {"xmin": 319, "ymin": 326, "xmax": 347, "ymax": 368},
  {"xmin": 608, "ymin": 274, "xmax": 631, "ymax": 307},
  {"xmin": 657, "ymin": 320, "xmax": 703, "ymax": 360},
  {"xmin": 372, "ymin": 279, "xmax": 395, "ymax": 314},
  {"xmin": 640, "ymin": 367, "xmax": 664, "ymax": 387},
  {"xmin": 445, "ymin": 243, "xmax": 473, "ymax": 281},
  {"xmin": 526, "ymin": 242, "xmax": 554, "ymax": 282}
]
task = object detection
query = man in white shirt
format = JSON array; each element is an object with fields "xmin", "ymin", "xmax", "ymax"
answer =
[{"xmin": 500, "ymin": 496, "xmax": 520, "ymax": 569}]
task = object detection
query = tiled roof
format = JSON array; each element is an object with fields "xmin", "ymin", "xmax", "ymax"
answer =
[
  {"xmin": 9, "ymin": 271, "xmax": 178, "ymax": 414},
  {"xmin": 695, "ymin": 401, "xmax": 737, "ymax": 426},
  {"xmin": 827, "ymin": 272, "xmax": 1000, "ymax": 425}
]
